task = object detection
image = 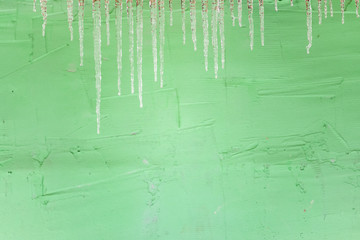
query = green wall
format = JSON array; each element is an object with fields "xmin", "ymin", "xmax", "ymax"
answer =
[{"xmin": 1, "ymin": 0, "xmax": 360, "ymax": 239}]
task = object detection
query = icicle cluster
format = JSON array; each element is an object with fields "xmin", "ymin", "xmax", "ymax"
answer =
[{"xmin": 32, "ymin": 0, "xmax": 359, "ymax": 134}]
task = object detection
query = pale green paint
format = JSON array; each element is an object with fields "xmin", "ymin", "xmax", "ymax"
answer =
[{"xmin": 0, "ymin": 0, "xmax": 360, "ymax": 239}]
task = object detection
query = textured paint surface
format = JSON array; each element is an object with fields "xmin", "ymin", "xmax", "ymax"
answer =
[{"xmin": 1, "ymin": 0, "xmax": 360, "ymax": 239}]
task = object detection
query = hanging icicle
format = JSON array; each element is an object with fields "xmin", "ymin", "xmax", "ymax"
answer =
[
  {"xmin": 67, "ymin": 0, "xmax": 74, "ymax": 41},
  {"xmin": 275, "ymin": 0, "xmax": 278, "ymax": 12},
  {"xmin": 329, "ymin": 0, "xmax": 333, "ymax": 17},
  {"xmin": 219, "ymin": 0, "xmax": 225, "ymax": 69},
  {"xmin": 306, "ymin": 0, "xmax": 312, "ymax": 54},
  {"xmin": 150, "ymin": 0, "xmax": 158, "ymax": 82},
  {"xmin": 318, "ymin": 0, "xmax": 322, "ymax": 24},
  {"xmin": 356, "ymin": 0, "xmax": 359, "ymax": 17},
  {"xmin": 201, "ymin": 0, "xmax": 209, "ymax": 71},
  {"xmin": 340, "ymin": 0, "xmax": 345, "ymax": 24},
  {"xmin": 33, "ymin": 0, "xmax": 37, "ymax": 12},
  {"xmin": 259, "ymin": 0, "xmax": 264, "ymax": 46},
  {"xmin": 105, "ymin": 0, "xmax": 111, "ymax": 45},
  {"xmin": 211, "ymin": 0, "xmax": 219, "ymax": 78},
  {"xmin": 248, "ymin": 0, "xmax": 254, "ymax": 50},
  {"xmin": 137, "ymin": 0, "xmax": 144, "ymax": 107},
  {"xmin": 92, "ymin": 0, "xmax": 102, "ymax": 134},
  {"xmin": 169, "ymin": 0, "xmax": 173, "ymax": 26},
  {"xmin": 238, "ymin": 0, "xmax": 242, "ymax": 27},
  {"xmin": 79, "ymin": 0, "xmax": 85, "ymax": 66},
  {"xmin": 115, "ymin": 0, "xmax": 123, "ymax": 95},
  {"xmin": 127, "ymin": 0, "xmax": 135, "ymax": 94},
  {"xmin": 159, "ymin": 0, "xmax": 165, "ymax": 88},
  {"xmin": 230, "ymin": 0, "xmax": 235, "ymax": 26},
  {"xmin": 324, "ymin": 0, "xmax": 327, "ymax": 18},
  {"xmin": 190, "ymin": 0, "xmax": 197, "ymax": 51},
  {"xmin": 40, "ymin": 0, "xmax": 47, "ymax": 37},
  {"xmin": 78, "ymin": 0, "xmax": 85, "ymax": 66},
  {"xmin": 181, "ymin": 0, "xmax": 186, "ymax": 44}
]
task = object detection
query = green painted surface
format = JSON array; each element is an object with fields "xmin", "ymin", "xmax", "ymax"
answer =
[{"xmin": 1, "ymin": 0, "xmax": 360, "ymax": 239}]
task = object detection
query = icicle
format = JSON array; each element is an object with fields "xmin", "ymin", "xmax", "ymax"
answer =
[
  {"xmin": 127, "ymin": 0, "xmax": 135, "ymax": 94},
  {"xmin": 219, "ymin": 0, "xmax": 225, "ymax": 69},
  {"xmin": 67, "ymin": 0, "xmax": 74, "ymax": 41},
  {"xmin": 238, "ymin": 0, "xmax": 242, "ymax": 27},
  {"xmin": 78, "ymin": 0, "xmax": 85, "ymax": 66},
  {"xmin": 230, "ymin": 0, "xmax": 235, "ymax": 26},
  {"xmin": 150, "ymin": 0, "xmax": 158, "ymax": 82},
  {"xmin": 190, "ymin": 0, "xmax": 197, "ymax": 51},
  {"xmin": 201, "ymin": 0, "xmax": 209, "ymax": 71},
  {"xmin": 105, "ymin": 0, "xmax": 111, "ymax": 45},
  {"xmin": 324, "ymin": 0, "xmax": 327, "ymax": 18},
  {"xmin": 356, "ymin": 0, "xmax": 359, "ymax": 17},
  {"xmin": 115, "ymin": 0, "xmax": 123, "ymax": 95},
  {"xmin": 169, "ymin": 0, "xmax": 173, "ymax": 26},
  {"xmin": 291, "ymin": 0, "xmax": 293, "ymax": 7},
  {"xmin": 93, "ymin": 0, "xmax": 102, "ymax": 134},
  {"xmin": 306, "ymin": 0, "xmax": 312, "ymax": 54},
  {"xmin": 33, "ymin": 0, "xmax": 37, "ymax": 12},
  {"xmin": 248, "ymin": 0, "xmax": 254, "ymax": 50},
  {"xmin": 259, "ymin": 0, "xmax": 264, "ymax": 46},
  {"xmin": 211, "ymin": 0, "xmax": 219, "ymax": 78},
  {"xmin": 40, "ymin": 0, "xmax": 47, "ymax": 37},
  {"xmin": 181, "ymin": 0, "xmax": 186, "ymax": 44},
  {"xmin": 159, "ymin": 0, "xmax": 165, "ymax": 88},
  {"xmin": 275, "ymin": 0, "xmax": 278, "ymax": 12},
  {"xmin": 329, "ymin": 0, "xmax": 333, "ymax": 17},
  {"xmin": 340, "ymin": 0, "xmax": 344, "ymax": 24},
  {"xmin": 137, "ymin": 0, "xmax": 144, "ymax": 107},
  {"xmin": 318, "ymin": 0, "xmax": 322, "ymax": 24}
]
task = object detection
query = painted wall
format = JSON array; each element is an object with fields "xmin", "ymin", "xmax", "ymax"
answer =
[{"xmin": 1, "ymin": 0, "xmax": 360, "ymax": 239}]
